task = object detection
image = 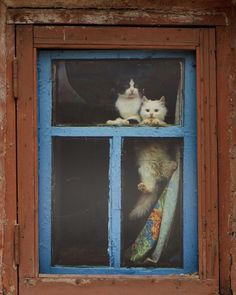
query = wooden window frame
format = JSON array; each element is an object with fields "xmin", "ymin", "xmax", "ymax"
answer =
[{"xmin": 16, "ymin": 25, "xmax": 218, "ymax": 295}]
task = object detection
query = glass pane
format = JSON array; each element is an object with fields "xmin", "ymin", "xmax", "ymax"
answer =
[
  {"xmin": 52, "ymin": 56, "xmax": 183, "ymax": 126},
  {"xmin": 52, "ymin": 137, "xmax": 109, "ymax": 266},
  {"xmin": 121, "ymin": 138, "xmax": 183, "ymax": 268}
]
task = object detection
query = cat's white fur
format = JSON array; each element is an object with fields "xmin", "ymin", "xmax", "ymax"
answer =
[
  {"xmin": 140, "ymin": 96, "xmax": 168, "ymax": 126},
  {"xmin": 107, "ymin": 79, "xmax": 142, "ymax": 125},
  {"xmin": 129, "ymin": 142, "xmax": 177, "ymax": 220}
]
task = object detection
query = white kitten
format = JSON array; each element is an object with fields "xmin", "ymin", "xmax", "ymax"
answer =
[
  {"xmin": 140, "ymin": 96, "xmax": 168, "ymax": 126},
  {"xmin": 107, "ymin": 79, "xmax": 142, "ymax": 125},
  {"xmin": 129, "ymin": 142, "xmax": 177, "ymax": 220}
]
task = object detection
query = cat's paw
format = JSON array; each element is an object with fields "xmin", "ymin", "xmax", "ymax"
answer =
[
  {"xmin": 140, "ymin": 119, "xmax": 151, "ymax": 126},
  {"xmin": 137, "ymin": 182, "xmax": 151, "ymax": 193},
  {"xmin": 106, "ymin": 120, "xmax": 115, "ymax": 125},
  {"xmin": 122, "ymin": 119, "xmax": 130, "ymax": 125},
  {"xmin": 152, "ymin": 118, "xmax": 168, "ymax": 127},
  {"xmin": 171, "ymin": 161, "xmax": 178, "ymax": 171},
  {"xmin": 167, "ymin": 161, "xmax": 178, "ymax": 173},
  {"xmin": 106, "ymin": 118, "xmax": 129, "ymax": 126},
  {"xmin": 163, "ymin": 161, "xmax": 178, "ymax": 179}
]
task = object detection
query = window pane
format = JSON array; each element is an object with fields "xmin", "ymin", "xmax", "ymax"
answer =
[
  {"xmin": 52, "ymin": 137, "xmax": 109, "ymax": 266},
  {"xmin": 121, "ymin": 138, "xmax": 183, "ymax": 268},
  {"xmin": 52, "ymin": 56, "xmax": 183, "ymax": 126}
]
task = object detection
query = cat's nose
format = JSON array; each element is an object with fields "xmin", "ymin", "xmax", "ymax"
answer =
[{"xmin": 150, "ymin": 113, "xmax": 154, "ymax": 118}]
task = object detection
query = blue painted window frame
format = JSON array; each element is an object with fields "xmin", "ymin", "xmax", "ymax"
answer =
[{"xmin": 38, "ymin": 50, "xmax": 197, "ymax": 275}]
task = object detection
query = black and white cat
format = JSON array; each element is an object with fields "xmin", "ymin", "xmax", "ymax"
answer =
[{"xmin": 106, "ymin": 79, "xmax": 142, "ymax": 125}]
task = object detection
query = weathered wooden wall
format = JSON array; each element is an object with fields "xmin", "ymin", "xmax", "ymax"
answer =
[
  {"xmin": 0, "ymin": 1, "xmax": 236, "ymax": 294},
  {"xmin": 0, "ymin": 2, "xmax": 7, "ymax": 293}
]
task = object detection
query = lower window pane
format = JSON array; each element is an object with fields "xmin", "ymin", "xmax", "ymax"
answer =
[
  {"xmin": 121, "ymin": 138, "xmax": 183, "ymax": 268},
  {"xmin": 52, "ymin": 137, "xmax": 109, "ymax": 266}
]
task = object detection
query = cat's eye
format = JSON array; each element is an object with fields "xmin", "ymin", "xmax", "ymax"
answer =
[
  {"xmin": 146, "ymin": 109, "xmax": 150, "ymax": 112},
  {"xmin": 154, "ymin": 109, "xmax": 159, "ymax": 112}
]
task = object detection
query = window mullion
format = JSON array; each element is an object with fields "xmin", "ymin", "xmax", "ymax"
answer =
[{"xmin": 109, "ymin": 136, "xmax": 122, "ymax": 268}]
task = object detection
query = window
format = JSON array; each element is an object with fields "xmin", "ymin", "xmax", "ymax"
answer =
[
  {"xmin": 17, "ymin": 26, "xmax": 218, "ymax": 294},
  {"xmin": 38, "ymin": 50, "xmax": 197, "ymax": 274}
]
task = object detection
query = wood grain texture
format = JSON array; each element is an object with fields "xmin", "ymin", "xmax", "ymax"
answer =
[
  {"xmin": 216, "ymin": 26, "xmax": 232, "ymax": 295},
  {"xmin": 228, "ymin": 8, "xmax": 236, "ymax": 295},
  {"xmin": 0, "ymin": 2, "xmax": 7, "ymax": 294},
  {"xmin": 20, "ymin": 276, "xmax": 218, "ymax": 295},
  {"xmin": 7, "ymin": 8, "xmax": 227, "ymax": 26},
  {"xmin": 2, "ymin": 0, "xmax": 233, "ymax": 9},
  {"xmin": 3, "ymin": 24, "xmax": 18, "ymax": 295},
  {"xmin": 34, "ymin": 26, "xmax": 200, "ymax": 48},
  {"xmin": 197, "ymin": 29, "xmax": 218, "ymax": 281},
  {"xmin": 16, "ymin": 25, "xmax": 36, "ymax": 279}
]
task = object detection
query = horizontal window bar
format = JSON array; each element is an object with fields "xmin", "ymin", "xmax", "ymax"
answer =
[
  {"xmin": 49, "ymin": 126, "xmax": 185, "ymax": 137},
  {"xmin": 42, "ymin": 50, "xmax": 194, "ymax": 61},
  {"xmin": 44, "ymin": 266, "xmax": 188, "ymax": 275}
]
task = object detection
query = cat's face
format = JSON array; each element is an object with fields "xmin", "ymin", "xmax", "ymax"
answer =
[
  {"xmin": 140, "ymin": 96, "xmax": 167, "ymax": 120},
  {"xmin": 124, "ymin": 79, "xmax": 140, "ymax": 99}
]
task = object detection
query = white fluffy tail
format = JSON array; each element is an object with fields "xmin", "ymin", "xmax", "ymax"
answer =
[{"xmin": 129, "ymin": 193, "xmax": 157, "ymax": 220}]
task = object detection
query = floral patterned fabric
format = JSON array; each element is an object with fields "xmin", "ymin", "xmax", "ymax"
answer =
[{"xmin": 129, "ymin": 189, "xmax": 166, "ymax": 262}]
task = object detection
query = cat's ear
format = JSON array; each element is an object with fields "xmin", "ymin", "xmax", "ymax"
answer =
[
  {"xmin": 159, "ymin": 96, "xmax": 166, "ymax": 104},
  {"xmin": 142, "ymin": 96, "xmax": 148, "ymax": 102}
]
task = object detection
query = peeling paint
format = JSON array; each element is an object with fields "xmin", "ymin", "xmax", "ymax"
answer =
[
  {"xmin": 3, "ymin": 285, "xmax": 15, "ymax": 295},
  {"xmin": 24, "ymin": 278, "xmax": 36, "ymax": 286},
  {"xmin": 0, "ymin": 2, "xmax": 7, "ymax": 295},
  {"xmin": 6, "ymin": 8, "xmax": 227, "ymax": 26},
  {"xmin": 75, "ymin": 279, "xmax": 92, "ymax": 286},
  {"xmin": 0, "ymin": 0, "xmax": 233, "ymax": 9}
]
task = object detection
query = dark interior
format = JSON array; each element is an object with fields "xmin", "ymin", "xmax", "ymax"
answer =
[
  {"xmin": 52, "ymin": 137, "xmax": 109, "ymax": 266},
  {"xmin": 53, "ymin": 57, "xmax": 182, "ymax": 126}
]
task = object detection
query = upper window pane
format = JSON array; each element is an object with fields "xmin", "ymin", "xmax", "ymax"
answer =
[{"xmin": 52, "ymin": 51, "xmax": 184, "ymax": 126}]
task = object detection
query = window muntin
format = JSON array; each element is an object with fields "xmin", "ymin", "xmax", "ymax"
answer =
[{"xmin": 38, "ymin": 50, "xmax": 197, "ymax": 275}]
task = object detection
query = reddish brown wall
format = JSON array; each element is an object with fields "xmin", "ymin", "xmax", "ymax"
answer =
[
  {"xmin": 0, "ymin": 1, "xmax": 236, "ymax": 295},
  {"xmin": 0, "ymin": 1, "xmax": 7, "ymax": 293}
]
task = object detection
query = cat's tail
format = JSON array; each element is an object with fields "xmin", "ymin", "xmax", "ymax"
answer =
[{"xmin": 129, "ymin": 193, "xmax": 157, "ymax": 220}]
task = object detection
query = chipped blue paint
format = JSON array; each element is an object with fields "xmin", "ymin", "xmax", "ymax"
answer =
[
  {"xmin": 183, "ymin": 53, "xmax": 198, "ymax": 273},
  {"xmin": 38, "ymin": 50, "xmax": 197, "ymax": 275},
  {"xmin": 109, "ymin": 137, "xmax": 122, "ymax": 268},
  {"xmin": 44, "ymin": 266, "xmax": 187, "ymax": 275},
  {"xmin": 38, "ymin": 53, "xmax": 53, "ymax": 273},
  {"xmin": 50, "ymin": 126, "xmax": 184, "ymax": 137}
]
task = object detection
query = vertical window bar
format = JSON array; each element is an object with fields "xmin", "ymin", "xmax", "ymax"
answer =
[
  {"xmin": 109, "ymin": 136, "xmax": 122, "ymax": 268},
  {"xmin": 183, "ymin": 54, "xmax": 198, "ymax": 272},
  {"xmin": 38, "ymin": 52, "xmax": 53, "ymax": 272}
]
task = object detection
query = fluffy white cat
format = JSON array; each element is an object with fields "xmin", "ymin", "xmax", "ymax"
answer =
[
  {"xmin": 129, "ymin": 141, "xmax": 177, "ymax": 219},
  {"xmin": 106, "ymin": 79, "xmax": 142, "ymax": 125},
  {"xmin": 140, "ymin": 96, "xmax": 168, "ymax": 126}
]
